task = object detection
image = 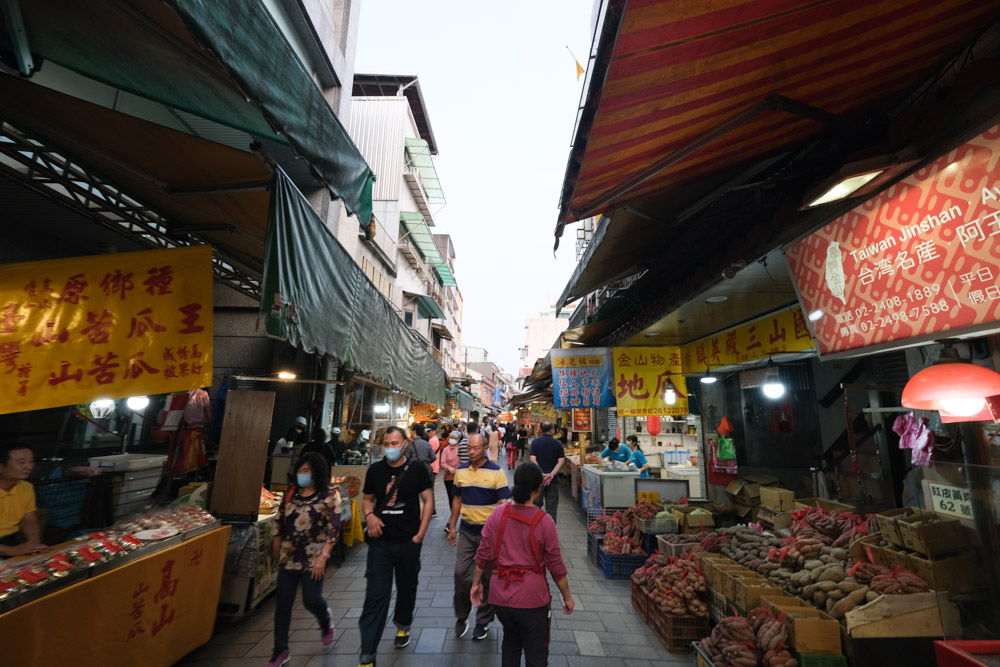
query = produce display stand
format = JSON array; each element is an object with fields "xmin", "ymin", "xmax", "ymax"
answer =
[{"xmin": 1, "ymin": 525, "xmax": 230, "ymax": 667}]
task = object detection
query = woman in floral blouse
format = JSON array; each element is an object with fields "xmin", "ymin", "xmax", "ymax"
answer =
[{"xmin": 268, "ymin": 452, "xmax": 342, "ymax": 667}]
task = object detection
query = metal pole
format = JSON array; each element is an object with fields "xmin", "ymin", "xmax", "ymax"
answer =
[{"xmin": 959, "ymin": 422, "xmax": 1000, "ymax": 632}]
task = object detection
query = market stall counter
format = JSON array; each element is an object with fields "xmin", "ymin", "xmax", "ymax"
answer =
[
  {"xmin": 581, "ymin": 463, "xmax": 641, "ymax": 514},
  {"xmin": 1, "ymin": 506, "xmax": 227, "ymax": 667}
]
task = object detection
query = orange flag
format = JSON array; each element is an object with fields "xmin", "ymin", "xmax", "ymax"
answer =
[{"xmin": 575, "ymin": 58, "xmax": 585, "ymax": 80}]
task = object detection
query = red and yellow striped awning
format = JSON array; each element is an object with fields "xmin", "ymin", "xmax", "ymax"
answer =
[{"xmin": 559, "ymin": 0, "xmax": 999, "ymax": 229}]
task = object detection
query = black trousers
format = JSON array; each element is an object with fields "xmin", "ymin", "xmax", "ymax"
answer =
[
  {"xmin": 358, "ymin": 537, "xmax": 422, "ymax": 663},
  {"xmin": 444, "ymin": 479, "xmax": 455, "ymax": 507},
  {"xmin": 495, "ymin": 604, "xmax": 551, "ymax": 667}
]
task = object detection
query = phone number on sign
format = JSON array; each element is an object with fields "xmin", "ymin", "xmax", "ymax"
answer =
[{"xmin": 856, "ymin": 299, "xmax": 952, "ymax": 332}]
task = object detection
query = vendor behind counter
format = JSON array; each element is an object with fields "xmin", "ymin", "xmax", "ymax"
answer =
[
  {"xmin": 600, "ymin": 437, "xmax": 632, "ymax": 464},
  {"xmin": 0, "ymin": 443, "xmax": 48, "ymax": 557}
]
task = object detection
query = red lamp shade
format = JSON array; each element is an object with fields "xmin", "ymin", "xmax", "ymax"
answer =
[
  {"xmin": 646, "ymin": 416, "xmax": 661, "ymax": 436},
  {"xmin": 902, "ymin": 361, "xmax": 1000, "ymax": 418}
]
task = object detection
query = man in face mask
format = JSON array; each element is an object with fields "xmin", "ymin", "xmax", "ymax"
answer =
[
  {"xmin": 358, "ymin": 427, "xmax": 433, "ymax": 666},
  {"xmin": 347, "ymin": 429, "xmax": 370, "ymax": 461}
]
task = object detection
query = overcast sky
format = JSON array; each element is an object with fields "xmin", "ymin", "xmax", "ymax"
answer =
[{"xmin": 355, "ymin": 0, "xmax": 593, "ymax": 376}]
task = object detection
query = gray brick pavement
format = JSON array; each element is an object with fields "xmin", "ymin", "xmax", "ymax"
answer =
[{"xmin": 177, "ymin": 468, "xmax": 696, "ymax": 666}]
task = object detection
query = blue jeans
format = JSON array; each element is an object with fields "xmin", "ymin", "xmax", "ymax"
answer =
[
  {"xmin": 273, "ymin": 568, "xmax": 330, "ymax": 653},
  {"xmin": 358, "ymin": 537, "xmax": 422, "ymax": 663}
]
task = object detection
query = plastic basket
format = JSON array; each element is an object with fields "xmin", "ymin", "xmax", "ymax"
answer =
[
  {"xmin": 647, "ymin": 606, "xmax": 711, "ymax": 652},
  {"xmin": 693, "ymin": 641, "xmax": 715, "ymax": 667},
  {"xmin": 586, "ymin": 532, "xmax": 604, "ymax": 567},
  {"xmin": 657, "ymin": 534, "xmax": 696, "ymax": 558},
  {"xmin": 708, "ymin": 589, "xmax": 728, "ymax": 623},
  {"xmin": 799, "ymin": 654, "xmax": 848, "ymax": 667},
  {"xmin": 598, "ymin": 546, "xmax": 648, "ymax": 579},
  {"xmin": 630, "ymin": 579, "xmax": 650, "ymax": 623},
  {"xmin": 636, "ymin": 515, "xmax": 680, "ymax": 534}
]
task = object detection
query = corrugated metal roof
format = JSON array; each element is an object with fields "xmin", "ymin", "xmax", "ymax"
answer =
[{"xmin": 348, "ymin": 97, "xmax": 405, "ymax": 202}]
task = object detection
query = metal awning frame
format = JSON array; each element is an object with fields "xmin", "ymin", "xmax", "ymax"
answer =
[{"xmin": 0, "ymin": 122, "xmax": 263, "ymax": 298}]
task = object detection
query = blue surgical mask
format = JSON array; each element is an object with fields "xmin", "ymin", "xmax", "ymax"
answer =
[
  {"xmin": 384, "ymin": 447, "xmax": 403, "ymax": 462},
  {"xmin": 296, "ymin": 473, "xmax": 313, "ymax": 488}
]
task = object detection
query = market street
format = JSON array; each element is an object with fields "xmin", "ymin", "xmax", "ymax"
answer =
[{"xmin": 177, "ymin": 471, "xmax": 696, "ymax": 667}]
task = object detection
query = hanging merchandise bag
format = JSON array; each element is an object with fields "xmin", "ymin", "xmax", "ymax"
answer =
[
  {"xmin": 718, "ymin": 416, "xmax": 735, "ymax": 436},
  {"xmin": 717, "ymin": 436, "xmax": 737, "ymax": 461}
]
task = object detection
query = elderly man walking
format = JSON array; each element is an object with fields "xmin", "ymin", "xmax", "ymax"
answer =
[{"xmin": 447, "ymin": 433, "xmax": 510, "ymax": 641}]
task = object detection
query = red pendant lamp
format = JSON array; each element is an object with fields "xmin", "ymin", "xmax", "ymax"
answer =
[
  {"xmin": 901, "ymin": 344, "xmax": 1000, "ymax": 420},
  {"xmin": 646, "ymin": 416, "xmax": 661, "ymax": 436}
]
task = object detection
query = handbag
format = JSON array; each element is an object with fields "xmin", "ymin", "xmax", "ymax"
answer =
[
  {"xmin": 717, "ymin": 436, "xmax": 737, "ymax": 461},
  {"xmin": 362, "ymin": 462, "xmax": 411, "ymax": 538}
]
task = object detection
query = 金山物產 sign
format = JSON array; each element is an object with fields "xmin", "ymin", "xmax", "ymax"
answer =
[
  {"xmin": 612, "ymin": 346, "xmax": 688, "ymax": 416},
  {"xmin": 787, "ymin": 125, "xmax": 1000, "ymax": 355},
  {"xmin": 549, "ymin": 348, "xmax": 614, "ymax": 410},
  {"xmin": 0, "ymin": 246, "xmax": 214, "ymax": 414}
]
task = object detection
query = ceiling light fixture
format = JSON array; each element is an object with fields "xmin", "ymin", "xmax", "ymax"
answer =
[
  {"xmin": 89, "ymin": 398, "xmax": 116, "ymax": 419},
  {"xmin": 705, "ymin": 295, "xmax": 728, "ymax": 303},
  {"xmin": 644, "ymin": 331, "xmax": 661, "ymax": 338},
  {"xmin": 902, "ymin": 343, "xmax": 1000, "ymax": 419},
  {"xmin": 802, "ymin": 151, "xmax": 921, "ymax": 209},
  {"xmin": 700, "ymin": 366, "xmax": 717, "ymax": 384},
  {"xmin": 807, "ymin": 171, "xmax": 883, "ymax": 207},
  {"xmin": 126, "ymin": 396, "xmax": 149, "ymax": 411},
  {"xmin": 277, "ymin": 371, "xmax": 296, "ymax": 380}
]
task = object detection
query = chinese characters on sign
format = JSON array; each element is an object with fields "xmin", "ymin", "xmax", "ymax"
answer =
[
  {"xmin": 572, "ymin": 408, "xmax": 591, "ymax": 431},
  {"xmin": 926, "ymin": 482, "xmax": 974, "ymax": 520},
  {"xmin": 786, "ymin": 125, "xmax": 1000, "ymax": 355},
  {"xmin": 611, "ymin": 346, "xmax": 688, "ymax": 416},
  {"xmin": 549, "ymin": 348, "xmax": 614, "ymax": 411},
  {"xmin": 679, "ymin": 307, "xmax": 814, "ymax": 369},
  {"xmin": 0, "ymin": 246, "xmax": 214, "ymax": 414}
]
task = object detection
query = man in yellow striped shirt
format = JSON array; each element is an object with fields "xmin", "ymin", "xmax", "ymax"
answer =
[{"xmin": 447, "ymin": 434, "xmax": 510, "ymax": 641}]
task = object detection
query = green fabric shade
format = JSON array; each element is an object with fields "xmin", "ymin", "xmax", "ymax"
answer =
[
  {"xmin": 399, "ymin": 211, "xmax": 444, "ymax": 265},
  {"xmin": 412, "ymin": 294, "xmax": 445, "ymax": 320},
  {"xmin": 261, "ymin": 169, "xmax": 446, "ymax": 405},
  {"xmin": 405, "ymin": 138, "xmax": 445, "ymax": 202},
  {"xmin": 434, "ymin": 264, "xmax": 457, "ymax": 287},
  {"xmin": 8, "ymin": 0, "xmax": 374, "ymax": 229}
]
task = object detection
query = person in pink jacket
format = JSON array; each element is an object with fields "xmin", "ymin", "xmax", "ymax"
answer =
[
  {"xmin": 440, "ymin": 431, "xmax": 461, "ymax": 535},
  {"xmin": 470, "ymin": 462, "xmax": 574, "ymax": 667}
]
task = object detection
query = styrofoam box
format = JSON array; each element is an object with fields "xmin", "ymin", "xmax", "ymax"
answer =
[{"xmin": 89, "ymin": 454, "xmax": 167, "ymax": 471}]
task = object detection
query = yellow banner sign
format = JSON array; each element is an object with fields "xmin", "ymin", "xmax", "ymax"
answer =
[
  {"xmin": 612, "ymin": 347, "xmax": 689, "ymax": 416},
  {"xmin": 0, "ymin": 246, "xmax": 213, "ymax": 414},
  {"xmin": 680, "ymin": 307, "xmax": 814, "ymax": 370}
]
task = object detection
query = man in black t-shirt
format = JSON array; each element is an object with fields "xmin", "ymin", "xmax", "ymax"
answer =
[
  {"xmin": 359, "ymin": 426, "xmax": 432, "ymax": 664},
  {"xmin": 529, "ymin": 421, "xmax": 566, "ymax": 523}
]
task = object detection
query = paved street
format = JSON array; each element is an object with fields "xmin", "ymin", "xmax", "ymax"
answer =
[{"xmin": 178, "ymin": 470, "xmax": 697, "ymax": 667}]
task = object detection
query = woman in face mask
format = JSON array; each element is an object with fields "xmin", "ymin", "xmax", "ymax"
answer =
[
  {"xmin": 268, "ymin": 452, "xmax": 342, "ymax": 667},
  {"xmin": 440, "ymin": 431, "xmax": 462, "ymax": 533}
]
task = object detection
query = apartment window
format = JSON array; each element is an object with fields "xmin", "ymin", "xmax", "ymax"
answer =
[{"xmin": 404, "ymin": 311, "xmax": 413, "ymax": 327}]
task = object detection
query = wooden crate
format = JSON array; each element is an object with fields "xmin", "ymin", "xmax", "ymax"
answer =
[
  {"xmin": 845, "ymin": 592, "xmax": 962, "ymax": 639},
  {"xmin": 897, "ymin": 510, "xmax": 970, "ymax": 557}
]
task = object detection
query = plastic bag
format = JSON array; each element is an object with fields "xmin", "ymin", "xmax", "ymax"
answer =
[
  {"xmin": 717, "ymin": 436, "xmax": 736, "ymax": 460},
  {"xmin": 718, "ymin": 416, "xmax": 734, "ymax": 436}
]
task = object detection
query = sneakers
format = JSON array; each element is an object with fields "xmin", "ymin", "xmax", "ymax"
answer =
[
  {"xmin": 394, "ymin": 629, "xmax": 410, "ymax": 648},
  {"xmin": 472, "ymin": 624, "xmax": 488, "ymax": 640},
  {"xmin": 266, "ymin": 649, "xmax": 290, "ymax": 667},
  {"xmin": 455, "ymin": 617, "xmax": 469, "ymax": 637},
  {"xmin": 321, "ymin": 606, "xmax": 335, "ymax": 645},
  {"xmin": 358, "ymin": 663, "xmax": 375, "ymax": 667}
]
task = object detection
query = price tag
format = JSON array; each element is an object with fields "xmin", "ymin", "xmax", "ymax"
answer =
[
  {"xmin": 927, "ymin": 481, "xmax": 973, "ymax": 520},
  {"xmin": 637, "ymin": 491, "xmax": 660, "ymax": 503}
]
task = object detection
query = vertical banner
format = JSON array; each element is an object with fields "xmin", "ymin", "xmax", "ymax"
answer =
[
  {"xmin": 549, "ymin": 348, "xmax": 614, "ymax": 410},
  {"xmin": 572, "ymin": 408, "xmax": 592, "ymax": 430},
  {"xmin": 612, "ymin": 347, "xmax": 688, "ymax": 416},
  {"xmin": 0, "ymin": 246, "xmax": 214, "ymax": 414}
]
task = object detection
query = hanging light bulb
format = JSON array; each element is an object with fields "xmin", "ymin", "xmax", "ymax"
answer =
[
  {"xmin": 90, "ymin": 398, "xmax": 116, "ymax": 419},
  {"xmin": 700, "ymin": 366, "xmax": 717, "ymax": 384},
  {"xmin": 665, "ymin": 388, "xmax": 677, "ymax": 404},
  {"xmin": 126, "ymin": 396, "xmax": 149, "ymax": 411},
  {"xmin": 902, "ymin": 343, "xmax": 1000, "ymax": 420},
  {"xmin": 762, "ymin": 362, "xmax": 785, "ymax": 399}
]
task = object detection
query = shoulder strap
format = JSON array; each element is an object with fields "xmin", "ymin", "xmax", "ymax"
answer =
[
  {"xmin": 373, "ymin": 462, "xmax": 410, "ymax": 516},
  {"xmin": 494, "ymin": 505, "xmax": 545, "ymax": 574}
]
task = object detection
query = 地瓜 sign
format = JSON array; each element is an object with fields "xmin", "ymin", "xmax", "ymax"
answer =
[
  {"xmin": 0, "ymin": 246, "xmax": 213, "ymax": 414},
  {"xmin": 612, "ymin": 346, "xmax": 688, "ymax": 416}
]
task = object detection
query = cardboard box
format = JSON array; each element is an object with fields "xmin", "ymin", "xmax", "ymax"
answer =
[
  {"xmin": 759, "ymin": 595, "xmax": 806, "ymax": 616},
  {"xmin": 897, "ymin": 510, "xmax": 970, "ymax": 556},
  {"xmin": 906, "ymin": 551, "xmax": 984, "ymax": 593},
  {"xmin": 760, "ymin": 487, "xmax": 796, "ymax": 512},
  {"xmin": 725, "ymin": 474, "xmax": 780, "ymax": 505},
  {"xmin": 794, "ymin": 497, "xmax": 857, "ymax": 513},
  {"xmin": 774, "ymin": 604, "xmax": 843, "ymax": 654},
  {"xmin": 724, "ymin": 572, "xmax": 766, "ymax": 602},
  {"xmin": 845, "ymin": 591, "xmax": 961, "ymax": 638},
  {"xmin": 733, "ymin": 504, "xmax": 758, "ymax": 521},
  {"xmin": 849, "ymin": 534, "xmax": 887, "ymax": 566},
  {"xmin": 710, "ymin": 563, "xmax": 749, "ymax": 592},
  {"xmin": 881, "ymin": 544, "xmax": 910, "ymax": 571},
  {"xmin": 671, "ymin": 506, "xmax": 715, "ymax": 533},
  {"xmin": 734, "ymin": 579, "xmax": 784, "ymax": 611},
  {"xmin": 875, "ymin": 507, "xmax": 915, "ymax": 547}
]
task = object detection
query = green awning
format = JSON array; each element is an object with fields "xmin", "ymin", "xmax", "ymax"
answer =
[
  {"xmin": 411, "ymin": 294, "xmax": 445, "ymax": 320},
  {"xmin": 7, "ymin": 0, "xmax": 374, "ymax": 228},
  {"xmin": 399, "ymin": 211, "xmax": 444, "ymax": 265},
  {"xmin": 261, "ymin": 168, "xmax": 445, "ymax": 405},
  {"xmin": 435, "ymin": 264, "xmax": 457, "ymax": 287},
  {"xmin": 405, "ymin": 138, "xmax": 445, "ymax": 202}
]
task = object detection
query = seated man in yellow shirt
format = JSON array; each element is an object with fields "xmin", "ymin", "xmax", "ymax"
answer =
[{"xmin": 0, "ymin": 444, "xmax": 48, "ymax": 557}]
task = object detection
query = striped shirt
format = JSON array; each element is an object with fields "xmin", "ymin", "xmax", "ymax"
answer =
[
  {"xmin": 454, "ymin": 460, "xmax": 510, "ymax": 535},
  {"xmin": 458, "ymin": 437, "xmax": 469, "ymax": 464}
]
